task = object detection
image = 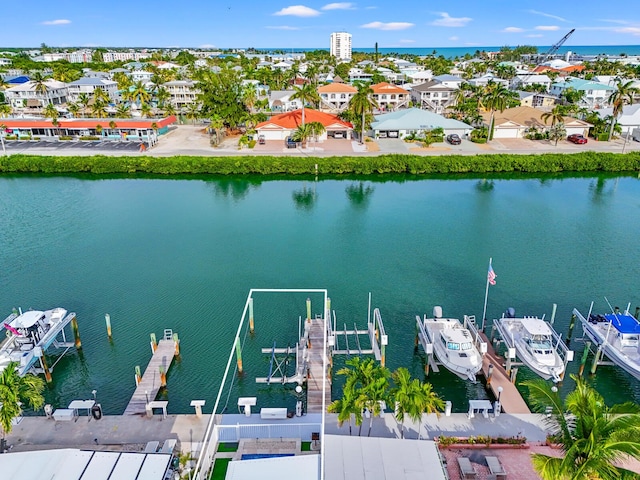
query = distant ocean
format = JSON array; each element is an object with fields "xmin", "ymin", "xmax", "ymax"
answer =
[{"xmin": 262, "ymin": 45, "xmax": 640, "ymax": 58}]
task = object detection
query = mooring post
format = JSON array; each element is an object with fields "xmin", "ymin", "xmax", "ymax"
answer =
[
  {"xmin": 135, "ymin": 365, "xmax": 142, "ymax": 385},
  {"xmin": 489, "ymin": 324, "xmax": 496, "ymax": 343},
  {"xmin": 381, "ymin": 341, "xmax": 386, "ymax": 368},
  {"xmin": 424, "ymin": 355, "xmax": 431, "ymax": 376},
  {"xmin": 578, "ymin": 342, "xmax": 591, "ymax": 377},
  {"xmin": 249, "ymin": 297, "xmax": 255, "ymax": 334},
  {"xmin": 71, "ymin": 315, "xmax": 82, "ymax": 349},
  {"xmin": 590, "ymin": 345, "xmax": 602, "ymax": 375},
  {"xmin": 150, "ymin": 333, "xmax": 157, "ymax": 353},
  {"xmin": 159, "ymin": 365, "xmax": 167, "ymax": 387},
  {"xmin": 235, "ymin": 338, "xmax": 243, "ymax": 373},
  {"xmin": 172, "ymin": 333, "xmax": 180, "ymax": 356},
  {"xmin": 105, "ymin": 314, "xmax": 112, "ymax": 339},
  {"xmin": 550, "ymin": 303, "xmax": 557, "ymax": 326},
  {"xmin": 510, "ymin": 367, "xmax": 519, "ymax": 384},
  {"xmin": 306, "ymin": 298, "xmax": 311, "ymax": 323},
  {"xmin": 486, "ymin": 364, "xmax": 494, "ymax": 385},
  {"xmin": 566, "ymin": 314, "xmax": 576, "ymax": 347},
  {"xmin": 40, "ymin": 354, "xmax": 52, "ymax": 383}
]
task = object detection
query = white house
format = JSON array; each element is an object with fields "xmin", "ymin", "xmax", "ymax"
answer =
[
  {"xmin": 410, "ymin": 81, "xmax": 457, "ymax": 114},
  {"xmin": 5, "ymin": 79, "xmax": 68, "ymax": 108},
  {"xmin": 432, "ymin": 74, "xmax": 465, "ymax": 89},
  {"xmin": 598, "ymin": 104, "xmax": 640, "ymax": 135},
  {"xmin": 318, "ymin": 83, "xmax": 357, "ymax": 112},
  {"xmin": 511, "ymin": 74, "xmax": 552, "ymax": 91},
  {"xmin": 349, "ymin": 68, "xmax": 373, "ymax": 83},
  {"xmin": 0, "ymin": 58, "xmax": 11, "ymax": 66},
  {"xmin": 268, "ymin": 90, "xmax": 302, "ymax": 111},
  {"xmin": 468, "ymin": 74, "xmax": 509, "ymax": 88},
  {"xmin": 549, "ymin": 77, "xmax": 616, "ymax": 108},
  {"xmin": 66, "ymin": 77, "xmax": 119, "ymax": 103},
  {"xmin": 370, "ymin": 108, "xmax": 471, "ymax": 139},
  {"xmin": 165, "ymin": 80, "xmax": 199, "ymax": 108},
  {"xmin": 130, "ymin": 70, "xmax": 154, "ymax": 82}
]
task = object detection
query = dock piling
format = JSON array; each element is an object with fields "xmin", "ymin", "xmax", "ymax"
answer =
[
  {"xmin": 486, "ymin": 364, "xmax": 494, "ymax": 385},
  {"xmin": 135, "ymin": 365, "xmax": 142, "ymax": 385},
  {"xmin": 510, "ymin": 367, "xmax": 519, "ymax": 383},
  {"xmin": 173, "ymin": 333, "xmax": 180, "ymax": 356},
  {"xmin": 550, "ymin": 303, "xmax": 557, "ymax": 325},
  {"xmin": 159, "ymin": 365, "xmax": 167, "ymax": 387},
  {"xmin": 150, "ymin": 333, "xmax": 157, "ymax": 353},
  {"xmin": 39, "ymin": 353, "xmax": 52, "ymax": 383},
  {"xmin": 578, "ymin": 342, "xmax": 591, "ymax": 377},
  {"xmin": 590, "ymin": 345, "xmax": 603, "ymax": 375},
  {"xmin": 306, "ymin": 298, "xmax": 311, "ymax": 323},
  {"xmin": 249, "ymin": 297, "xmax": 255, "ymax": 333},
  {"xmin": 235, "ymin": 338, "xmax": 243, "ymax": 373},
  {"xmin": 566, "ymin": 314, "xmax": 576, "ymax": 347},
  {"xmin": 71, "ymin": 316, "xmax": 82, "ymax": 349},
  {"xmin": 105, "ymin": 314, "xmax": 112, "ymax": 339}
]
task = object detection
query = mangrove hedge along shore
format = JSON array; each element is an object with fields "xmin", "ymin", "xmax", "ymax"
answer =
[{"xmin": 1, "ymin": 152, "xmax": 640, "ymax": 175}]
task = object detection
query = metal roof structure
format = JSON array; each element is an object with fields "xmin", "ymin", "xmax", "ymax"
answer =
[{"xmin": 0, "ymin": 449, "xmax": 172, "ymax": 480}]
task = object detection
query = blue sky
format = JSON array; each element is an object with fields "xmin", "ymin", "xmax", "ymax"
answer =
[{"xmin": 1, "ymin": 1, "xmax": 639, "ymax": 49}]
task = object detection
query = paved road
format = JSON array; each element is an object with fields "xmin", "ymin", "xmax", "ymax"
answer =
[{"xmin": 5, "ymin": 139, "xmax": 142, "ymax": 154}]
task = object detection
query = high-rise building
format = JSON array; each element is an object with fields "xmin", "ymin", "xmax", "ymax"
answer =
[{"xmin": 330, "ymin": 32, "xmax": 352, "ymax": 61}]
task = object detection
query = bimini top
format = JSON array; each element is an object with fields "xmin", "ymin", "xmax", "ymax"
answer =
[
  {"xmin": 521, "ymin": 318, "xmax": 552, "ymax": 336},
  {"xmin": 605, "ymin": 314, "xmax": 640, "ymax": 334},
  {"xmin": 11, "ymin": 310, "xmax": 45, "ymax": 329}
]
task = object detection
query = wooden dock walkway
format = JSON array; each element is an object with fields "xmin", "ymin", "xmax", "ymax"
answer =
[
  {"xmin": 478, "ymin": 333, "xmax": 530, "ymax": 414},
  {"xmin": 306, "ymin": 317, "xmax": 331, "ymax": 414},
  {"xmin": 124, "ymin": 337, "xmax": 177, "ymax": 415}
]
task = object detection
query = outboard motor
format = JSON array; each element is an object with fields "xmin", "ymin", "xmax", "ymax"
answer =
[
  {"xmin": 506, "ymin": 307, "xmax": 516, "ymax": 318},
  {"xmin": 433, "ymin": 306, "xmax": 443, "ymax": 319},
  {"xmin": 91, "ymin": 404, "xmax": 103, "ymax": 420}
]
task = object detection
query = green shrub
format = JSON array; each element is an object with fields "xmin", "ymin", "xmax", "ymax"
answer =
[
  {"xmin": 58, "ymin": 136, "xmax": 73, "ymax": 141},
  {"xmin": 80, "ymin": 136, "xmax": 100, "ymax": 141},
  {"xmin": 470, "ymin": 138, "xmax": 487, "ymax": 144},
  {"xmin": 5, "ymin": 135, "xmax": 17, "ymax": 140},
  {"xmin": 19, "ymin": 136, "xmax": 30, "ymax": 140},
  {"xmin": 248, "ymin": 140, "xmax": 257, "ymax": 149},
  {"xmin": 595, "ymin": 133, "xmax": 609, "ymax": 142}
]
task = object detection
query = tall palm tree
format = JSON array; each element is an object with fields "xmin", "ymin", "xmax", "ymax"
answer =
[
  {"xmin": 91, "ymin": 98, "xmax": 108, "ymax": 118},
  {"xmin": 131, "ymin": 81, "xmax": 151, "ymax": 107},
  {"xmin": 208, "ymin": 114, "xmax": 225, "ymax": 146},
  {"xmin": 77, "ymin": 93, "xmax": 90, "ymax": 118},
  {"xmin": 185, "ymin": 102, "xmax": 201, "ymax": 124},
  {"xmin": 607, "ymin": 79, "xmax": 639, "ymax": 141},
  {"xmin": 541, "ymin": 105, "xmax": 565, "ymax": 127},
  {"xmin": 523, "ymin": 374, "xmax": 640, "ymax": 480},
  {"xmin": 140, "ymin": 102, "xmax": 153, "ymax": 119},
  {"xmin": 349, "ymin": 83, "xmax": 378, "ymax": 144},
  {"xmin": 30, "ymin": 71, "xmax": 50, "ymax": 106},
  {"xmin": 92, "ymin": 87, "xmax": 110, "ymax": 106},
  {"xmin": 67, "ymin": 102, "xmax": 80, "ymax": 118},
  {"xmin": 162, "ymin": 103, "xmax": 177, "ymax": 118},
  {"xmin": 290, "ymin": 83, "xmax": 320, "ymax": 125},
  {"xmin": 390, "ymin": 368, "xmax": 444, "ymax": 439},
  {"xmin": 115, "ymin": 103, "xmax": 131, "ymax": 118},
  {"xmin": 327, "ymin": 380, "xmax": 361, "ymax": 436},
  {"xmin": 43, "ymin": 103, "xmax": 58, "ymax": 123},
  {"xmin": 481, "ymin": 81, "xmax": 510, "ymax": 141},
  {"xmin": 307, "ymin": 121, "xmax": 326, "ymax": 148},
  {"xmin": 0, "ymin": 362, "xmax": 45, "ymax": 441}
]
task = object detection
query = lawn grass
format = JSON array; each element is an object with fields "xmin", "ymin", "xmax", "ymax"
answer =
[
  {"xmin": 216, "ymin": 442, "xmax": 239, "ymax": 452},
  {"xmin": 210, "ymin": 458, "xmax": 231, "ymax": 480}
]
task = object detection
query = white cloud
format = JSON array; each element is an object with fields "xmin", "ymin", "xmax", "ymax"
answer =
[
  {"xmin": 266, "ymin": 25, "xmax": 301, "ymax": 30},
  {"xmin": 614, "ymin": 27, "xmax": 640, "ymax": 36},
  {"xmin": 527, "ymin": 10, "xmax": 567, "ymax": 22},
  {"xmin": 431, "ymin": 12, "xmax": 472, "ymax": 27},
  {"xmin": 199, "ymin": 44, "xmax": 216, "ymax": 48},
  {"xmin": 41, "ymin": 19, "xmax": 71, "ymax": 25},
  {"xmin": 526, "ymin": 34, "xmax": 544, "ymax": 38},
  {"xmin": 322, "ymin": 2, "xmax": 355, "ymax": 10},
  {"xmin": 535, "ymin": 25, "xmax": 559, "ymax": 31},
  {"xmin": 273, "ymin": 5, "xmax": 321, "ymax": 17},
  {"xmin": 502, "ymin": 27, "xmax": 524, "ymax": 33},
  {"xmin": 360, "ymin": 21, "xmax": 414, "ymax": 31},
  {"xmin": 449, "ymin": 36, "xmax": 459, "ymax": 41},
  {"xmin": 399, "ymin": 39, "xmax": 416, "ymax": 44}
]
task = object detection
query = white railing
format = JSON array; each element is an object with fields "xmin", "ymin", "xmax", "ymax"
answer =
[{"xmin": 215, "ymin": 422, "xmax": 321, "ymax": 442}]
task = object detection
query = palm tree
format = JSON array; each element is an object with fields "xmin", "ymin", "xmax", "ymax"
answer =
[
  {"xmin": 349, "ymin": 83, "xmax": 378, "ymax": 144},
  {"xmin": 541, "ymin": 105, "xmax": 565, "ymax": 128},
  {"xmin": 185, "ymin": 102, "xmax": 201, "ymax": 124},
  {"xmin": 108, "ymin": 120, "xmax": 118, "ymax": 136},
  {"xmin": 307, "ymin": 121, "xmax": 325, "ymax": 148},
  {"xmin": 115, "ymin": 103, "xmax": 131, "ymax": 118},
  {"xmin": 327, "ymin": 380, "xmax": 361, "ymax": 436},
  {"xmin": 162, "ymin": 103, "xmax": 177, "ymax": 118},
  {"xmin": 390, "ymin": 368, "xmax": 444, "ymax": 439},
  {"xmin": 209, "ymin": 114, "xmax": 225, "ymax": 146},
  {"xmin": 291, "ymin": 123, "xmax": 313, "ymax": 148},
  {"xmin": 155, "ymin": 87, "xmax": 170, "ymax": 108},
  {"xmin": 30, "ymin": 71, "xmax": 50, "ymax": 106},
  {"xmin": 290, "ymin": 83, "xmax": 320, "ymax": 125},
  {"xmin": 140, "ymin": 102, "xmax": 153, "ymax": 118},
  {"xmin": 0, "ymin": 104, "xmax": 12, "ymax": 118},
  {"xmin": 481, "ymin": 81, "xmax": 511, "ymax": 141},
  {"xmin": 131, "ymin": 81, "xmax": 151, "ymax": 106},
  {"xmin": 92, "ymin": 87, "xmax": 110, "ymax": 106},
  {"xmin": 43, "ymin": 103, "xmax": 58, "ymax": 123},
  {"xmin": 91, "ymin": 98, "xmax": 108, "ymax": 118},
  {"xmin": 67, "ymin": 102, "xmax": 80, "ymax": 118},
  {"xmin": 77, "ymin": 93, "xmax": 90, "ymax": 118},
  {"xmin": 523, "ymin": 374, "xmax": 640, "ymax": 480},
  {"xmin": 0, "ymin": 362, "xmax": 45, "ymax": 443},
  {"xmin": 607, "ymin": 79, "xmax": 639, "ymax": 141}
]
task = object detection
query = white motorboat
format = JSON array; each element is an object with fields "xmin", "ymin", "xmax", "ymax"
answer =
[
  {"xmin": 574, "ymin": 304, "xmax": 640, "ymax": 381},
  {"xmin": 419, "ymin": 306, "xmax": 484, "ymax": 382},
  {"xmin": 0, "ymin": 307, "xmax": 75, "ymax": 376},
  {"xmin": 494, "ymin": 308, "xmax": 569, "ymax": 382}
]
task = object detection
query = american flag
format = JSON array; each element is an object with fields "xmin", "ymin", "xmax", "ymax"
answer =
[{"xmin": 488, "ymin": 265, "xmax": 497, "ymax": 285}]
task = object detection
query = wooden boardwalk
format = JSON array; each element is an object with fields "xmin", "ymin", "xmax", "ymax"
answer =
[
  {"xmin": 306, "ymin": 317, "xmax": 331, "ymax": 414},
  {"xmin": 479, "ymin": 332, "xmax": 531, "ymax": 414},
  {"xmin": 124, "ymin": 338, "xmax": 177, "ymax": 415}
]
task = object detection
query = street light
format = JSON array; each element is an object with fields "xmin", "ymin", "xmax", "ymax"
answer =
[{"xmin": 145, "ymin": 390, "xmax": 149, "ymax": 404}]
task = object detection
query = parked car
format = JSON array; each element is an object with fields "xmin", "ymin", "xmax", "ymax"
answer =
[
  {"xmin": 567, "ymin": 134, "xmax": 588, "ymax": 144},
  {"xmin": 258, "ymin": 135, "xmax": 266, "ymax": 145},
  {"xmin": 285, "ymin": 136, "xmax": 298, "ymax": 148},
  {"xmin": 446, "ymin": 134, "xmax": 462, "ymax": 145}
]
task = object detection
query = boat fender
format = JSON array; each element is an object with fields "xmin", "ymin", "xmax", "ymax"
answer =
[{"xmin": 91, "ymin": 404, "xmax": 103, "ymax": 420}]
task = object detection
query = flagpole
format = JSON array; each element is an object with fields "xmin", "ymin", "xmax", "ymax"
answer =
[{"xmin": 481, "ymin": 257, "xmax": 492, "ymax": 331}]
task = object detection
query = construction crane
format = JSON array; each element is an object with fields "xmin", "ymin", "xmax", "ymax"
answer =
[{"xmin": 514, "ymin": 29, "xmax": 575, "ymax": 88}]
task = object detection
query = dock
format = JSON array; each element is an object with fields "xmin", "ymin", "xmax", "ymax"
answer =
[
  {"xmin": 124, "ymin": 331, "xmax": 178, "ymax": 415},
  {"xmin": 306, "ymin": 316, "xmax": 331, "ymax": 414},
  {"xmin": 478, "ymin": 332, "xmax": 530, "ymax": 414}
]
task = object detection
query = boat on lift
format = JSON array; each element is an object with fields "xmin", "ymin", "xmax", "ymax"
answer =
[
  {"xmin": 0, "ymin": 307, "xmax": 77, "ymax": 377},
  {"xmin": 419, "ymin": 306, "xmax": 485, "ymax": 383},
  {"xmin": 573, "ymin": 303, "xmax": 640, "ymax": 381},
  {"xmin": 494, "ymin": 308, "xmax": 569, "ymax": 383}
]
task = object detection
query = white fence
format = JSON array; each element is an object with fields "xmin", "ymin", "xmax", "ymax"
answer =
[{"xmin": 216, "ymin": 422, "xmax": 321, "ymax": 442}]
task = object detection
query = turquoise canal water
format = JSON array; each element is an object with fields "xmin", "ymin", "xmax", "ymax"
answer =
[{"xmin": 1, "ymin": 174, "xmax": 639, "ymax": 414}]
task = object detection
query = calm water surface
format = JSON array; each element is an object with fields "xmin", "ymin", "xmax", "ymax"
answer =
[{"xmin": 1, "ymin": 174, "xmax": 639, "ymax": 414}]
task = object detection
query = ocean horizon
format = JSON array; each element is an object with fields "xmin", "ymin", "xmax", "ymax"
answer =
[{"xmin": 257, "ymin": 45, "xmax": 640, "ymax": 59}]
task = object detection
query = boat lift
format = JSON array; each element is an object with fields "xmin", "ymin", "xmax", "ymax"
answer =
[
  {"xmin": 415, "ymin": 314, "xmax": 487, "ymax": 376},
  {"xmin": 491, "ymin": 306, "xmax": 574, "ymax": 383},
  {"xmin": 255, "ymin": 341, "xmax": 307, "ymax": 385}
]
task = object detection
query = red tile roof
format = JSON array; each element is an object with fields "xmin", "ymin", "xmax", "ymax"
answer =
[
  {"xmin": 256, "ymin": 109, "xmax": 352, "ymax": 129},
  {"xmin": 0, "ymin": 116, "xmax": 177, "ymax": 129}
]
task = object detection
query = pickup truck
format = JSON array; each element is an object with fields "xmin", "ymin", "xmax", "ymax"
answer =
[{"xmin": 285, "ymin": 136, "xmax": 298, "ymax": 148}]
